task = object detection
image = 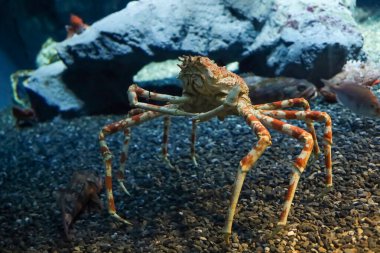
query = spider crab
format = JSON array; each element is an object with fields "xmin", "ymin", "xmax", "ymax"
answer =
[{"xmin": 99, "ymin": 56, "xmax": 333, "ymax": 243}]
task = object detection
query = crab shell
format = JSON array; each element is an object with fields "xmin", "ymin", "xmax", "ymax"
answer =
[{"xmin": 177, "ymin": 56, "xmax": 251, "ymax": 116}]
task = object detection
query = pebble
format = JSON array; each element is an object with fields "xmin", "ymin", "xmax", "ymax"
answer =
[
  {"xmin": 255, "ymin": 246, "xmax": 264, "ymax": 253},
  {"xmin": 343, "ymin": 249, "xmax": 357, "ymax": 253},
  {"xmin": 368, "ymin": 238, "xmax": 377, "ymax": 249},
  {"xmin": 231, "ymin": 243, "xmax": 239, "ymax": 248}
]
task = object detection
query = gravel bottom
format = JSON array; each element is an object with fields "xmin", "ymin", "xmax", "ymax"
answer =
[{"xmin": 0, "ymin": 100, "xmax": 379, "ymax": 253}]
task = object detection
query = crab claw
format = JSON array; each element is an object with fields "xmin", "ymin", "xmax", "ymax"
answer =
[
  {"xmin": 191, "ymin": 155, "xmax": 198, "ymax": 167},
  {"xmin": 192, "ymin": 112, "xmax": 214, "ymax": 123},
  {"xmin": 163, "ymin": 155, "xmax": 175, "ymax": 170},
  {"xmin": 111, "ymin": 212, "xmax": 133, "ymax": 225},
  {"xmin": 224, "ymin": 85, "xmax": 241, "ymax": 107},
  {"xmin": 118, "ymin": 180, "xmax": 131, "ymax": 196}
]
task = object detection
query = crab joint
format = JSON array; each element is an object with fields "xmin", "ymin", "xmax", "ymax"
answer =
[{"xmin": 224, "ymin": 85, "xmax": 241, "ymax": 107}]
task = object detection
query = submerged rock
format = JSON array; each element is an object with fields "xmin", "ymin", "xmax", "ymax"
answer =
[
  {"xmin": 58, "ymin": 170, "xmax": 103, "ymax": 240},
  {"xmin": 243, "ymin": 74, "xmax": 317, "ymax": 104},
  {"xmin": 57, "ymin": 0, "xmax": 261, "ymax": 67},
  {"xmin": 239, "ymin": 0, "xmax": 363, "ymax": 85},
  {"xmin": 25, "ymin": 61, "xmax": 85, "ymax": 121},
  {"xmin": 27, "ymin": 0, "xmax": 363, "ymax": 119},
  {"xmin": 0, "ymin": 0, "xmax": 129, "ymax": 68}
]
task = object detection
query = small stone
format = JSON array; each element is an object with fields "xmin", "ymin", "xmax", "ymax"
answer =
[
  {"xmin": 343, "ymin": 249, "xmax": 357, "ymax": 253},
  {"xmin": 299, "ymin": 223, "xmax": 315, "ymax": 232},
  {"xmin": 287, "ymin": 231, "xmax": 296, "ymax": 236},
  {"xmin": 256, "ymin": 246, "xmax": 264, "ymax": 253},
  {"xmin": 231, "ymin": 243, "xmax": 239, "ymax": 248},
  {"xmin": 357, "ymin": 228, "xmax": 363, "ymax": 236},
  {"xmin": 241, "ymin": 243, "xmax": 249, "ymax": 250},
  {"xmin": 368, "ymin": 237, "xmax": 377, "ymax": 248},
  {"xmin": 302, "ymin": 241, "xmax": 310, "ymax": 248}
]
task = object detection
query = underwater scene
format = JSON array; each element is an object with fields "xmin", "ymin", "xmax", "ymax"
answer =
[{"xmin": 0, "ymin": 0, "xmax": 379, "ymax": 252}]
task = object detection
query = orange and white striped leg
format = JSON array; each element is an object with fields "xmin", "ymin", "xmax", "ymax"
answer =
[
  {"xmin": 162, "ymin": 116, "xmax": 174, "ymax": 169},
  {"xmin": 128, "ymin": 84, "xmax": 195, "ymax": 116},
  {"xmin": 252, "ymin": 98, "xmax": 312, "ymax": 111},
  {"xmin": 118, "ymin": 128, "xmax": 131, "ymax": 196},
  {"xmin": 117, "ymin": 108, "xmax": 146, "ymax": 196},
  {"xmin": 223, "ymin": 106, "xmax": 272, "ymax": 244},
  {"xmin": 260, "ymin": 110, "xmax": 333, "ymax": 187},
  {"xmin": 253, "ymin": 111, "xmax": 314, "ymax": 226},
  {"xmin": 162, "ymin": 117, "xmax": 198, "ymax": 168},
  {"xmin": 128, "ymin": 84, "xmax": 191, "ymax": 104},
  {"xmin": 190, "ymin": 119, "xmax": 198, "ymax": 166},
  {"xmin": 99, "ymin": 110, "xmax": 162, "ymax": 224},
  {"xmin": 253, "ymin": 98, "xmax": 320, "ymax": 155},
  {"xmin": 304, "ymin": 111, "xmax": 332, "ymax": 187}
]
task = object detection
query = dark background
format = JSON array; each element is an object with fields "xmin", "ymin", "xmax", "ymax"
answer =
[{"xmin": 0, "ymin": 0, "xmax": 130, "ymax": 109}]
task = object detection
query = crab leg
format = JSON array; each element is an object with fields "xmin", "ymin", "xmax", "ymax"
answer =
[
  {"xmin": 124, "ymin": 109, "xmax": 176, "ymax": 169},
  {"xmin": 126, "ymin": 111, "xmax": 197, "ymax": 169},
  {"xmin": 252, "ymin": 98, "xmax": 313, "ymax": 111},
  {"xmin": 128, "ymin": 84, "xmax": 191, "ymax": 104},
  {"xmin": 191, "ymin": 119, "xmax": 198, "ymax": 166},
  {"xmin": 162, "ymin": 117, "xmax": 199, "ymax": 167},
  {"xmin": 162, "ymin": 116, "xmax": 175, "ymax": 169},
  {"xmin": 260, "ymin": 110, "xmax": 333, "ymax": 187},
  {"xmin": 128, "ymin": 84, "xmax": 196, "ymax": 116},
  {"xmin": 253, "ymin": 98, "xmax": 320, "ymax": 155},
  {"xmin": 223, "ymin": 103, "xmax": 272, "ymax": 244},
  {"xmin": 117, "ymin": 108, "xmax": 146, "ymax": 195},
  {"xmin": 253, "ymin": 111, "xmax": 315, "ymax": 226},
  {"xmin": 99, "ymin": 110, "xmax": 163, "ymax": 224},
  {"xmin": 162, "ymin": 116, "xmax": 199, "ymax": 168},
  {"xmin": 192, "ymin": 85, "xmax": 241, "ymax": 122},
  {"xmin": 118, "ymin": 127, "xmax": 131, "ymax": 195}
]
